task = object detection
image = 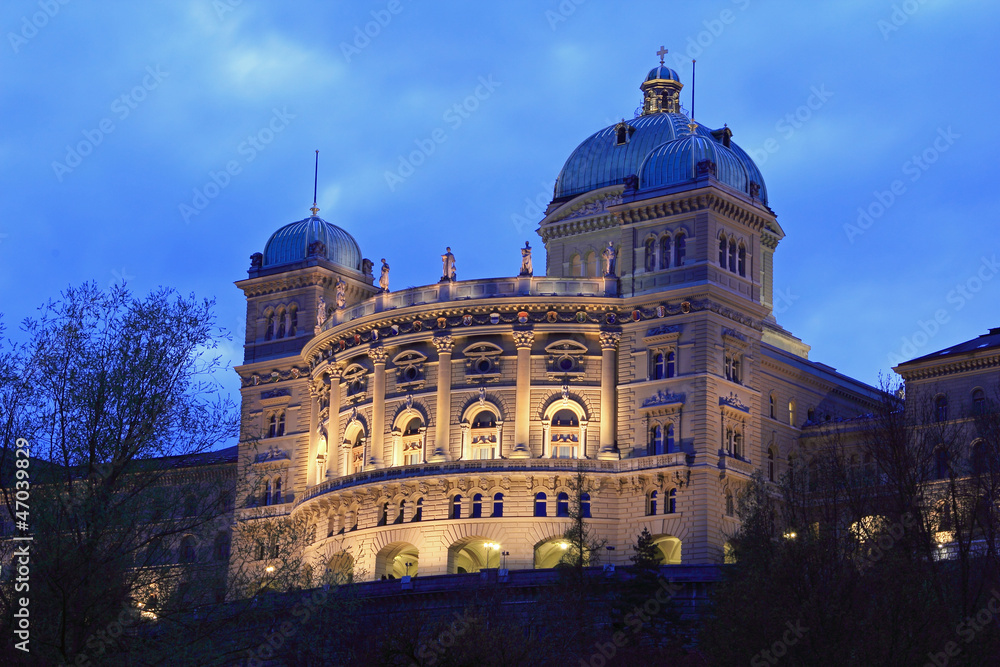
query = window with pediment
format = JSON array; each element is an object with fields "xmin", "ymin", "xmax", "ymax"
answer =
[
  {"xmin": 651, "ymin": 348, "xmax": 676, "ymax": 380},
  {"xmin": 545, "ymin": 340, "xmax": 587, "ymax": 379},
  {"xmin": 464, "ymin": 342, "xmax": 503, "ymax": 381},
  {"xmin": 342, "ymin": 364, "xmax": 368, "ymax": 400},
  {"xmin": 393, "ymin": 350, "xmax": 427, "ymax": 390}
]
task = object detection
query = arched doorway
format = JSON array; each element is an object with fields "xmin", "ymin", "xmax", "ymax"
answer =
[
  {"xmin": 447, "ymin": 536, "xmax": 502, "ymax": 574},
  {"xmin": 375, "ymin": 542, "xmax": 419, "ymax": 579}
]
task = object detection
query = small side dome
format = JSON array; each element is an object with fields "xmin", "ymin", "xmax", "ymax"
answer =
[
  {"xmin": 262, "ymin": 216, "xmax": 363, "ymax": 271},
  {"xmin": 645, "ymin": 65, "xmax": 680, "ymax": 82},
  {"xmin": 639, "ymin": 134, "xmax": 749, "ymax": 197}
]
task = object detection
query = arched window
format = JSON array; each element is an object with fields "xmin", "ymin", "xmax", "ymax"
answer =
[
  {"xmin": 667, "ymin": 488, "xmax": 677, "ymax": 514},
  {"xmin": 412, "ymin": 498, "xmax": 423, "ymax": 522},
  {"xmin": 807, "ymin": 407, "xmax": 816, "ymax": 423},
  {"xmin": 377, "ymin": 502, "xmax": 388, "ymax": 526},
  {"xmin": 272, "ymin": 477, "xmax": 282, "ymax": 504},
  {"xmin": 973, "ymin": 388, "xmax": 987, "ymax": 415},
  {"xmin": 213, "ymin": 532, "xmax": 230, "ymax": 561},
  {"xmin": 276, "ymin": 308, "xmax": 286, "ymax": 339},
  {"xmin": 648, "ymin": 490, "xmax": 658, "ymax": 516},
  {"xmin": 452, "ymin": 495, "xmax": 463, "ymax": 520},
  {"xmin": 789, "ymin": 400, "xmax": 796, "ymax": 426},
  {"xmin": 180, "ymin": 536, "xmax": 196, "ymax": 564},
  {"xmin": 733, "ymin": 433, "xmax": 743, "ymax": 459},
  {"xmin": 556, "ymin": 492, "xmax": 570, "ymax": 517},
  {"xmin": 288, "ymin": 306, "xmax": 298, "ymax": 337},
  {"xmin": 471, "ymin": 410, "xmax": 498, "ymax": 460},
  {"xmin": 276, "ymin": 412, "xmax": 285, "ymax": 437},
  {"xmin": 550, "ymin": 409, "xmax": 580, "ymax": 459},
  {"xmin": 267, "ymin": 414, "xmax": 276, "ymax": 438},
  {"xmin": 581, "ymin": 493, "xmax": 591, "ymax": 518},
  {"xmin": 534, "ymin": 492, "xmax": 547, "ymax": 517},
  {"xmin": 349, "ymin": 430, "xmax": 365, "ymax": 475},
  {"xmin": 666, "ymin": 423, "xmax": 675, "ymax": 452},
  {"xmin": 263, "ymin": 480, "xmax": 272, "ymax": 506},
  {"xmin": 737, "ymin": 244, "xmax": 746, "ymax": 277},
  {"xmin": 768, "ymin": 448, "xmax": 776, "ymax": 482},
  {"xmin": 660, "ymin": 236, "xmax": 671, "ymax": 270},
  {"xmin": 718, "ymin": 236, "xmax": 727, "ymax": 267},
  {"xmin": 585, "ymin": 251, "xmax": 597, "ymax": 278},
  {"xmin": 493, "ymin": 493, "xmax": 504, "ymax": 517},
  {"xmin": 264, "ymin": 312, "xmax": 274, "ymax": 341},
  {"xmin": 674, "ymin": 232, "xmax": 686, "ymax": 266},
  {"xmin": 728, "ymin": 239, "xmax": 737, "ymax": 272},
  {"xmin": 769, "ymin": 393, "xmax": 776, "ymax": 419},
  {"xmin": 725, "ymin": 492, "xmax": 735, "ymax": 517},
  {"xmin": 394, "ymin": 500, "xmax": 405, "ymax": 524},
  {"xmin": 935, "ymin": 396, "xmax": 948, "ymax": 422},
  {"xmin": 644, "ymin": 239, "xmax": 656, "ymax": 271},
  {"xmin": 471, "ymin": 493, "xmax": 483, "ymax": 518},
  {"xmin": 935, "ymin": 447, "xmax": 949, "ymax": 479},
  {"xmin": 653, "ymin": 352, "xmax": 665, "ymax": 380},
  {"xmin": 666, "ymin": 351, "xmax": 675, "ymax": 378},
  {"xmin": 402, "ymin": 417, "xmax": 423, "ymax": 466},
  {"xmin": 569, "ymin": 254, "xmax": 582, "ymax": 277},
  {"xmin": 649, "ymin": 425, "xmax": 663, "ymax": 456}
]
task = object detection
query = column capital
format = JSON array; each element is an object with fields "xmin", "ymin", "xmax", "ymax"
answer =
[
  {"xmin": 432, "ymin": 334, "xmax": 455, "ymax": 354},
  {"xmin": 368, "ymin": 345, "xmax": 389, "ymax": 365},
  {"xmin": 599, "ymin": 331, "xmax": 622, "ymax": 350},
  {"xmin": 512, "ymin": 330, "xmax": 535, "ymax": 349}
]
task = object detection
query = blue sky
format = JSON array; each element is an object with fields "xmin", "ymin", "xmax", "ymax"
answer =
[{"xmin": 2, "ymin": 0, "xmax": 998, "ymax": 405}]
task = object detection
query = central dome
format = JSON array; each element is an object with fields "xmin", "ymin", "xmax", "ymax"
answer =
[
  {"xmin": 553, "ymin": 67, "xmax": 768, "ymax": 206},
  {"xmin": 262, "ymin": 215, "xmax": 363, "ymax": 271}
]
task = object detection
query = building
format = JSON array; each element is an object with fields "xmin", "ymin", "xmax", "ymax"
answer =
[{"xmin": 230, "ymin": 60, "xmax": 896, "ymax": 582}]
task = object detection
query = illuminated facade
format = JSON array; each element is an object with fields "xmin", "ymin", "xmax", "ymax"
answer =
[{"xmin": 232, "ymin": 63, "xmax": 883, "ymax": 581}]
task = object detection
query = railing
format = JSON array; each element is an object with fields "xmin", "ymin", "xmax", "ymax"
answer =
[
  {"xmin": 322, "ymin": 276, "xmax": 615, "ymax": 331},
  {"xmin": 718, "ymin": 452, "xmax": 754, "ymax": 476},
  {"xmin": 300, "ymin": 452, "xmax": 690, "ymax": 504}
]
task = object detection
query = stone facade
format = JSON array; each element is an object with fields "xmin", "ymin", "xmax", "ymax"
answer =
[{"xmin": 230, "ymin": 64, "xmax": 892, "ymax": 581}]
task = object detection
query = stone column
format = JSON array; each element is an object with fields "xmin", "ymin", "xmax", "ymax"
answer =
[
  {"xmin": 459, "ymin": 422, "xmax": 470, "ymax": 460},
  {"xmin": 328, "ymin": 367, "xmax": 342, "ymax": 476},
  {"xmin": 368, "ymin": 346, "xmax": 388, "ymax": 467},
  {"xmin": 511, "ymin": 330, "xmax": 535, "ymax": 458},
  {"xmin": 598, "ymin": 331, "xmax": 622, "ymax": 460},
  {"xmin": 307, "ymin": 382, "xmax": 321, "ymax": 487},
  {"xmin": 431, "ymin": 335, "xmax": 454, "ymax": 462}
]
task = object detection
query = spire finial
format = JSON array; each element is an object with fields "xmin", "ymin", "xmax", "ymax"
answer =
[
  {"xmin": 656, "ymin": 45, "xmax": 668, "ymax": 65},
  {"xmin": 309, "ymin": 150, "xmax": 320, "ymax": 216},
  {"xmin": 690, "ymin": 59, "xmax": 696, "ymax": 120}
]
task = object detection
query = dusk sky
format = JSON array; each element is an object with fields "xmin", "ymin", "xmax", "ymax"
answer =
[{"xmin": 3, "ymin": 0, "xmax": 998, "ymax": 411}]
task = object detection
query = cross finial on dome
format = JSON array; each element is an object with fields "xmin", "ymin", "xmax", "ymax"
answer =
[
  {"xmin": 656, "ymin": 46, "xmax": 668, "ymax": 65},
  {"xmin": 309, "ymin": 150, "xmax": 320, "ymax": 216}
]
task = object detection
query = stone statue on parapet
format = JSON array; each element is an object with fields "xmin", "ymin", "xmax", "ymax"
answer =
[
  {"xmin": 441, "ymin": 247, "xmax": 456, "ymax": 282},
  {"xmin": 520, "ymin": 241, "xmax": 533, "ymax": 276},
  {"xmin": 379, "ymin": 259, "xmax": 390, "ymax": 292}
]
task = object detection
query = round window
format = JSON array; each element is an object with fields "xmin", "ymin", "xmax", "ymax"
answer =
[
  {"xmin": 476, "ymin": 358, "xmax": 492, "ymax": 373},
  {"xmin": 403, "ymin": 366, "xmax": 418, "ymax": 381},
  {"xmin": 558, "ymin": 357, "xmax": 574, "ymax": 372}
]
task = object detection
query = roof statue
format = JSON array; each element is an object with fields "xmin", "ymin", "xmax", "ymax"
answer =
[
  {"xmin": 520, "ymin": 241, "xmax": 533, "ymax": 276},
  {"xmin": 379, "ymin": 258, "xmax": 390, "ymax": 292}
]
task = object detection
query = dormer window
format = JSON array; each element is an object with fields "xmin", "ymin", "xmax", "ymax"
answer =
[{"xmin": 614, "ymin": 120, "xmax": 634, "ymax": 146}]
